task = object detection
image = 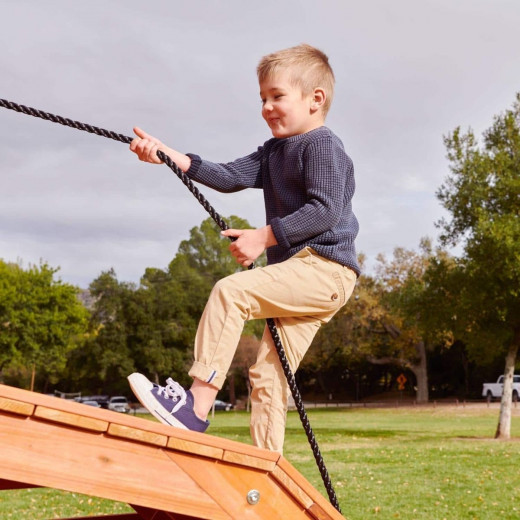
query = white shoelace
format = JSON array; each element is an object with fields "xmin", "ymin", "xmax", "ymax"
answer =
[{"xmin": 157, "ymin": 377, "xmax": 187, "ymax": 414}]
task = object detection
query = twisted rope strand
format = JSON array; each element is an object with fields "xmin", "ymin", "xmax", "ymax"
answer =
[
  {"xmin": 0, "ymin": 99, "xmax": 132, "ymax": 144},
  {"xmin": 0, "ymin": 98, "xmax": 342, "ymax": 514}
]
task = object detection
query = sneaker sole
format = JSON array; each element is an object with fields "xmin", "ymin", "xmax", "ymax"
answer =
[{"xmin": 127, "ymin": 373, "xmax": 188, "ymax": 430}]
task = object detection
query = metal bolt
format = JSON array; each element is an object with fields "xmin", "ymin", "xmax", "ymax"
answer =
[{"xmin": 247, "ymin": 489, "xmax": 260, "ymax": 505}]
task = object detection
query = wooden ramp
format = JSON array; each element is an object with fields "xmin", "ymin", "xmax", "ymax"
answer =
[{"xmin": 0, "ymin": 384, "xmax": 344, "ymax": 520}]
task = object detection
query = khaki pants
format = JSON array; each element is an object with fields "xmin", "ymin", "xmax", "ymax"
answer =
[{"xmin": 188, "ymin": 247, "xmax": 357, "ymax": 452}]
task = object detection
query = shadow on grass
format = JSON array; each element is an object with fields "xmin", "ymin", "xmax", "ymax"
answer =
[
  {"xmin": 455, "ymin": 435, "xmax": 520, "ymax": 441},
  {"xmin": 209, "ymin": 425, "xmax": 408, "ymax": 439},
  {"xmin": 209, "ymin": 426, "xmax": 250, "ymax": 434},
  {"xmin": 285, "ymin": 427, "xmax": 406, "ymax": 438}
]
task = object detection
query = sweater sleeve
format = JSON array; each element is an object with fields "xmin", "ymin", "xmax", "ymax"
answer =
[
  {"xmin": 186, "ymin": 148, "xmax": 264, "ymax": 193},
  {"xmin": 270, "ymin": 136, "xmax": 354, "ymax": 248}
]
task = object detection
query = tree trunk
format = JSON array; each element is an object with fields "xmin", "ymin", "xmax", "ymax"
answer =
[
  {"xmin": 228, "ymin": 373, "xmax": 236, "ymax": 405},
  {"xmin": 316, "ymin": 372, "xmax": 329, "ymax": 397},
  {"xmin": 30, "ymin": 365, "xmax": 36, "ymax": 392},
  {"xmin": 410, "ymin": 341, "xmax": 429, "ymax": 403},
  {"xmin": 368, "ymin": 342, "xmax": 429, "ymax": 403},
  {"xmin": 246, "ymin": 379, "xmax": 251, "ymax": 413},
  {"xmin": 460, "ymin": 346, "xmax": 470, "ymax": 397},
  {"xmin": 495, "ymin": 331, "xmax": 520, "ymax": 439}
]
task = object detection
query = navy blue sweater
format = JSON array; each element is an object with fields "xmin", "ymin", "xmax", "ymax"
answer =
[{"xmin": 186, "ymin": 126, "xmax": 360, "ymax": 275}]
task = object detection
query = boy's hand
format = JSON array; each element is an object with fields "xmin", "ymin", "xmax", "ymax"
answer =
[
  {"xmin": 222, "ymin": 226, "xmax": 277, "ymax": 267},
  {"xmin": 130, "ymin": 127, "xmax": 165, "ymax": 164},
  {"xmin": 129, "ymin": 127, "xmax": 192, "ymax": 171}
]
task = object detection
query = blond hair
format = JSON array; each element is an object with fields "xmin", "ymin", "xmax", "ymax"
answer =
[{"xmin": 257, "ymin": 44, "xmax": 335, "ymax": 117}]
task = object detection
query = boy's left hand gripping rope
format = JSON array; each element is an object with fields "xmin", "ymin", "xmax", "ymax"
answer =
[{"xmin": 0, "ymin": 98, "xmax": 343, "ymax": 515}]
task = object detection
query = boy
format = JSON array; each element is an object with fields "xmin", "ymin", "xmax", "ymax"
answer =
[{"xmin": 128, "ymin": 43, "xmax": 359, "ymax": 453}]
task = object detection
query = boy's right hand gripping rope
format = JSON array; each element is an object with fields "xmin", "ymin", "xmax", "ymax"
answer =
[{"xmin": 0, "ymin": 98, "xmax": 342, "ymax": 514}]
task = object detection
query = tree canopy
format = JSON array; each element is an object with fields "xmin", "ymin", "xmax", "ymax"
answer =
[
  {"xmin": 0, "ymin": 260, "xmax": 89, "ymax": 390},
  {"xmin": 61, "ymin": 216, "xmax": 264, "ymax": 396},
  {"xmin": 436, "ymin": 93, "xmax": 520, "ymax": 437}
]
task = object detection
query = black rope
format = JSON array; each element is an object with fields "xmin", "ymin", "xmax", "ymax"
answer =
[
  {"xmin": 266, "ymin": 317, "xmax": 341, "ymax": 510},
  {"xmin": 0, "ymin": 98, "xmax": 342, "ymax": 513}
]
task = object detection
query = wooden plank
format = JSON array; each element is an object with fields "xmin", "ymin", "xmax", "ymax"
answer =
[
  {"xmin": 166, "ymin": 451, "xmax": 309, "ymax": 519},
  {"xmin": 0, "ymin": 384, "xmax": 344, "ymax": 519},
  {"xmin": 271, "ymin": 464, "xmax": 314, "ymax": 509},
  {"xmin": 58, "ymin": 515, "xmax": 140, "ymax": 520},
  {"xmin": 0, "ymin": 412, "xmax": 230, "ymax": 520},
  {"xmin": 222, "ymin": 450, "xmax": 277, "ymax": 472},
  {"xmin": 108, "ymin": 423, "xmax": 167, "ymax": 447},
  {"xmin": 0, "ymin": 396, "xmax": 34, "ymax": 416},
  {"xmin": 212, "ymin": 437, "xmax": 280, "ymax": 465},
  {"xmin": 308, "ymin": 502, "xmax": 337, "ymax": 520},
  {"xmin": 34, "ymin": 406, "xmax": 109, "ymax": 432},
  {"xmin": 0, "ymin": 384, "xmax": 279, "ymax": 465},
  {"xmin": 166, "ymin": 437, "xmax": 223, "ymax": 460},
  {"xmin": 132, "ymin": 505, "xmax": 201, "ymax": 519},
  {"xmin": 276, "ymin": 457, "xmax": 345, "ymax": 520}
]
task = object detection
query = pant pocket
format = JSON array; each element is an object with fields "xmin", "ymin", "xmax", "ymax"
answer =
[
  {"xmin": 332, "ymin": 271, "xmax": 346, "ymax": 307},
  {"xmin": 332, "ymin": 267, "xmax": 357, "ymax": 307}
]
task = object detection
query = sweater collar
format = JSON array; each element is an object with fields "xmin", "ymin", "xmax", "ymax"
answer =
[{"xmin": 268, "ymin": 126, "xmax": 329, "ymax": 147}]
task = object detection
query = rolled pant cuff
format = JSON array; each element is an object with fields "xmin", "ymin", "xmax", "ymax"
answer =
[{"xmin": 189, "ymin": 361, "xmax": 225, "ymax": 389}]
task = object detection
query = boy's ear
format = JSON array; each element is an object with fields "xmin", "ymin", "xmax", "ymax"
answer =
[{"xmin": 311, "ymin": 88, "xmax": 326, "ymax": 112}]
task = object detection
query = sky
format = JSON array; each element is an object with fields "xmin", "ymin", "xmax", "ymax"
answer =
[{"xmin": 1, "ymin": 0, "xmax": 519, "ymax": 288}]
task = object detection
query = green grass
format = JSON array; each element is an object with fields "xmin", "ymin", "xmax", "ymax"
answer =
[{"xmin": 1, "ymin": 405, "xmax": 519, "ymax": 519}]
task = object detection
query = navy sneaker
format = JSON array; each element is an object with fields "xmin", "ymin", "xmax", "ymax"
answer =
[{"xmin": 127, "ymin": 373, "xmax": 209, "ymax": 433}]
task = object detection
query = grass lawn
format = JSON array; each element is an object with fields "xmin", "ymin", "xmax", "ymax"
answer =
[{"xmin": 0, "ymin": 403, "xmax": 518, "ymax": 519}]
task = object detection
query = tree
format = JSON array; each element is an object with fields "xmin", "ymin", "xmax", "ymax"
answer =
[
  {"xmin": 368, "ymin": 241, "xmax": 455, "ymax": 403},
  {"xmin": 313, "ymin": 243, "xmax": 454, "ymax": 403},
  {"xmin": 0, "ymin": 260, "xmax": 89, "ymax": 391},
  {"xmin": 229, "ymin": 334, "xmax": 261, "ymax": 408},
  {"xmin": 65, "ymin": 269, "xmax": 137, "ymax": 394},
  {"xmin": 167, "ymin": 215, "xmax": 265, "ymax": 379},
  {"xmin": 437, "ymin": 94, "xmax": 520, "ymax": 438},
  {"xmin": 70, "ymin": 215, "xmax": 265, "ymax": 395}
]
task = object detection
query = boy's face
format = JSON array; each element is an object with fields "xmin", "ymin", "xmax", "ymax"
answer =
[{"xmin": 259, "ymin": 71, "xmax": 323, "ymax": 138}]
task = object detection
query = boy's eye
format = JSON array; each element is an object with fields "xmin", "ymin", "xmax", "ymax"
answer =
[{"xmin": 260, "ymin": 94, "xmax": 284, "ymax": 105}]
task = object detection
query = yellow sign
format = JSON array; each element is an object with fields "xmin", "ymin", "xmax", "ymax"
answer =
[{"xmin": 397, "ymin": 373, "xmax": 407, "ymax": 390}]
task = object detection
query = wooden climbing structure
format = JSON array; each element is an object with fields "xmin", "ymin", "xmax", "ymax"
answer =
[{"xmin": 0, "ymin": 384, "xmax": 344, "ymax": 519}]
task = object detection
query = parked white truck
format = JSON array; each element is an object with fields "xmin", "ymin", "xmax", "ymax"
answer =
[{"xmin": 482, "ymin": 375, "xmax": 520, "ymax": 402}]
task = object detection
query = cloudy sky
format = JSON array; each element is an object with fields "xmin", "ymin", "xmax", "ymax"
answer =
[{"xmin": 1, "ymin": 0, "xmax": 519, "ymax": 288}]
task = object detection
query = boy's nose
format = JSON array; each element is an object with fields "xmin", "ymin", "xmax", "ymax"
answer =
[{"xmin": 263, "ymin": 101, "xmax": 273, "ymax": 112}]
